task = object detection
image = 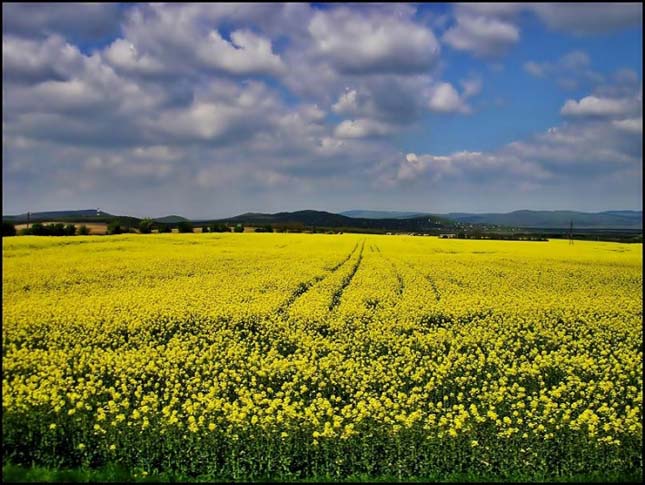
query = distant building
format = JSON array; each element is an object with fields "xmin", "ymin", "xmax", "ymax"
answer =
[{"xmin": 439, "ymin": 233, "xmax": 456, "ymax": 239}]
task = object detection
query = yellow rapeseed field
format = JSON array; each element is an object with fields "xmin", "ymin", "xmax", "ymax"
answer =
[{"xmin": 2, "ymin": 233, "xmax": 642, "ymax": 480}]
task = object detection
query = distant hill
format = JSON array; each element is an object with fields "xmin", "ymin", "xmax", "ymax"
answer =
[
  {"xmin": 214, "ymin": 210, "xmax": 456, "ymax": 232},
  {"xmin": 440, "ymin": 210, "xmax": 642, "ymax": 229},
  {"xmin": 601, "ymin": 210, "xmax": 643, "ymax": 218},
  {"xmin": 226, "ymin": 210, "xmax": 363, "ymax": 226},
  {"xmin": 1, "ymin": 209, "xmax": 147, "ymax": 230},
  {"xmin": 154, "ymin": 215, "xmax": 189, "ymax": 223},
  {"xmin": 4, "ymin": 208, "xmax": 640, "ymax": 232},
  {"xmin": 342, "ymin": 209, "xmax": 642, "ymax": 229},
  {"xmin": 3, "ymin": 209, "xmax": 112, "ymax": 222},
  {"xmin": 341, "ymin": 210, "xmax": 429, "ymax": 219}
]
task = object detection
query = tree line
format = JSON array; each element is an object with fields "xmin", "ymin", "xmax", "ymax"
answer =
[
  {"xmin": 3, "ymin": 222, "xmax": 90, "ymax": 237},
  {"xmin": 2, "ymin": 220, "xmax": 248, "ymax": 236}
]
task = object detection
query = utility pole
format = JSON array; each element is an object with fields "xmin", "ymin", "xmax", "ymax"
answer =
[
  {"xmin": 569, "ymin": 220, "xmax": 574, "ymax": 245},
  {"xmin": 27, "ymin": 211, "xmax": 30, "ymax": 229}
]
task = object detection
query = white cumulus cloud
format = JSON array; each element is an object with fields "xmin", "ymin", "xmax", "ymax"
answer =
[
  {"xmin": 308, "ymin": 7, "xmax": 440, "ymax": 74},
  {"xmin": 443, "ymin": 13, "xmax": 520, "ymax": 58},
  {"xmin": 561, "ymin": 95, "xmax": 638, "ymax": 118}
]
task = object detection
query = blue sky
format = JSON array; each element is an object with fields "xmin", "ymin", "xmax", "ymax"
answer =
[{"xmin": 2, "ymin": 3, "xmax": 642, "ymax": 218}]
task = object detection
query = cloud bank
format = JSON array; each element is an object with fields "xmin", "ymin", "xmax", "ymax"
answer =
[{"xmin": 2, "ymin": 3, "xmax": 642, "ymax": 216}]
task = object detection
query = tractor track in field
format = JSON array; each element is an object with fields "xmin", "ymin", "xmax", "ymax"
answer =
[
  {"xmin": 276, "ymin": 242, "xmax": 362, "ymax": 317},
  {"xmin": 404, "ymin": 260, "xmax": 441, "ymax": 302},
  {"xmin": 329, "ymin": 242, "xmax": 359, "ymax": 271},
  {"xmin": 378, "ymin": 251, "xmax": 405, "ymax": 296},
  {"xmin": 328, "ymin": 240, "xmax": 365, "ymax": 312}
]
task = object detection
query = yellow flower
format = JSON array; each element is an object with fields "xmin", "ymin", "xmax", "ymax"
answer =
[{"xmin": 2, "ymin": 234, "xmax": 641, "ymax": 476}]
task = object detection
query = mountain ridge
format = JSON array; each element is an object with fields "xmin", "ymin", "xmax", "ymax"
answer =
[
  {"xmin": 153, "ymin": 215, "xmax": 189, "ymax": 223},
  {"xmin": 212, "ymin": 209, "xmax": 456, "ymax": 232},
  {"xmin": 441, "ymin": 209, "xmax": 642, "ymax": 229},
  {"xmin": 3, "ymin": 208, "xmax": 642, "ymax": 230},
  {"xmin": 341, "ymin": 209, "xmax": 642, "ymax": 229},
  {"xmin": 3, "ymin": 209, "xmax": 112, "ymax": 221}
]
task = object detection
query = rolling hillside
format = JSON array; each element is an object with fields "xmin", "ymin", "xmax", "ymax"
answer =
[
  {"xmin": 154, "ymin": 215, "xmax": 190, "ymax": 223},
  {"xmin": 342, "ymin": 209, "xmax": 642, "ymax": 229},
  {"xmin": 214, "ymin": 210, "xmax": 457, "ymax": 232},
  {"xmin": 4, "ymin": 208, "xmax": 641, "ymax": 234},
  {"xmin": 442, "ymin": 210, "xmax": 642, "ymax": 229},
  {"xmin": 3, "ymin": 209, "xmax": 111, "ymax": 222},
  {"xmin": 340, "ymin": 210, "xmax": 428, "ymax": 219}
]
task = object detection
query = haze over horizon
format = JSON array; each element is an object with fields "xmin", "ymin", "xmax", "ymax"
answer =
[{"xmin": 3, "ymin": 3, "xmax": 643, "ymax": 219}]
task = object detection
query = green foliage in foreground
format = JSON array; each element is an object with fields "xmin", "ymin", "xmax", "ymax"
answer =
[
  {"xmin": 2, "ymin": 426, "xmax": 642, "ymax": 482},
  {"xmin": 3, "ymin": 462, "xmax": 641, "ymax": 483}
]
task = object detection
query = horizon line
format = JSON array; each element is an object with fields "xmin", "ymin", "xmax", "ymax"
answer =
[{"xmin": 3, "ymin": 207, "xmax": 643, "ymax": 221}]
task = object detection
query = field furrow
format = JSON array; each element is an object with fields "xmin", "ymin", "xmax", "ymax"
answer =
[
  {"xmin": 286, "ymin": 240, "xmax": 365, "ymax": 323},
  {"xmin": 328, "ymin": 241, "xmax": 365, "ymax": 311},
  {"xmin": 275, "ymin": 242, "xmax": 361, "ymax": 318}
]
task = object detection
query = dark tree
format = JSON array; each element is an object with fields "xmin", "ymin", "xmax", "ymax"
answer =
[
  {"xmin": 210, "ymin": 223, "xmax": 230, "ymax": 233},
  {"xmin": 30, "ymin": 223, "xmax": 46, "ymax": 235},
  {"xmin": 177, "ymin": 221, "xmax": 194, "ymax": 233},
  {"xmin": 107, "ymin": 220, "xmax": 123, "ymax": 235},
  {"xmin": 139, "ymin": 218, "xmax": 154, "ymax": 234},
  {"xmin": 2, "ymin": 222, "xmax": 16, "ymax": 237},
  {"xmin": 51, "ymin": 224, "xmax": 66, "ymax": 236}
]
